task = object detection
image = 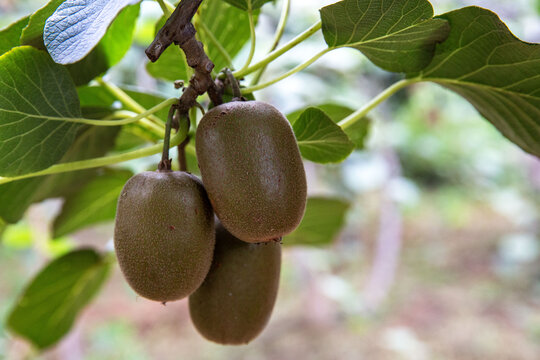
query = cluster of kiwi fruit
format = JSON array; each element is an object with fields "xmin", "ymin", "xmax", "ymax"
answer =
[{"xmin": 114, "ymin": 100, "xmax": 307, "ymax": 345}]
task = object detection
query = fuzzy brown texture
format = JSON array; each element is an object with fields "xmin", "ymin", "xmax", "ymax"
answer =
[
  {"xmin": 189, "ymin": 223, "xmax": 281, "ymax": 345},
  {"xmin": 195, "ymin": 101, "xmax": 307, "ymax": 242},
  {"xmin": 114, "ymin": 171, "xmax": 215, "ymax": 302}
]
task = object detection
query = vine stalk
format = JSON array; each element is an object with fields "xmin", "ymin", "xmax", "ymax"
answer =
[
  {"xmin": 0, "ymin": 123, "xmax": 189, "ymax": 185},
  {"xmin": 338, "ymin": 78, "xmax": 420, "ymax": 129},
  {"xmin": 251, "ymin": 0, "xmax": 290, "ymax": 85},
  {"xmin": 232, "ymin": 21, "xmax": 322, "ymax": 79}
]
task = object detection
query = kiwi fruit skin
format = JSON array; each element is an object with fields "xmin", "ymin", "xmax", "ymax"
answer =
[
  {"xmin": 114, "ymin": 171, "xmax": 215, "ymax": 302},
  {"xmin": 196, "ymin": 100, "xmax": 307, "ymax": 243},
  {"xmin": 189, "ymin": 222, "xmax": 281, "ymax": 345}
]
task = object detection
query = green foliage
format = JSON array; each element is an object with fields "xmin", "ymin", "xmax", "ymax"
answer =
[
  {"xmin": 288, "ymin": 103, "xmax": 369, "ymax": 149},
  {"xmin": 53, "ymin": 170, "xmax": 133, "ymax": 238},
  {"xmin": 0, "ymin": 16, "xmax": 29, "ymax": 56},
  {"xmin": 292, "ymin": 107, "xmax": 354, "ymax": 163},
  {"xmin": 64, "ymin": 4, "xmax": 141, "ymax": 86},
  {"xmin": 7, "ymin": 249, "xmax": 111, "ymax": 350},
  {"xmin": 0, "ymin": 46, "xmax": 81, "ymax": 177},
  {"xmin": 223, "ymin": 0, "xmax": 274, "ymax": 11},
  {"xmin": 0, "ymin": 125, "xmax": 121, "ymax": 224},
  {"xmin": 320, "ymin": 0, "xmax": 450, "ymax": 73},
  {"xmin": 285, "ymin": 197, "xmax": 350, "ymax": 246},
  {"xmin": 20, "ymin": 0, "xmax": 63, "ymax": 47},
  {"xmin": 412, "ymin": 6, "xmax": 540, "ymax": 158},
  {"xmin": 44, "ymin": 0, "xmax": 140, "ymax": 64},
  {"xmin": 0, "ymin": 0, "xmax": 539, "ymax": 350}
]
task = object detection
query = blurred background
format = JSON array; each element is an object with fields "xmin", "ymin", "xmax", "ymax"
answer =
[{"xmin": 1, "ymin": 0, "xmax": 540, "ymax": 359}]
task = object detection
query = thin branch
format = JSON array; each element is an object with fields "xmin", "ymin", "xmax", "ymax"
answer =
[{"xmin": 146, "ymin": 0, "xmax": 223, "ymax": 113}]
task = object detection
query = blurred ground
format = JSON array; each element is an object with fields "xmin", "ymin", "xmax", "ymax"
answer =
[{"xmin": 1, "ymin": 0, "xmax": 540, "ymax": 359}]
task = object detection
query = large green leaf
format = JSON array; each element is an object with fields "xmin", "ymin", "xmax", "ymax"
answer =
[
  {"xmin": 287, "ymin": 103, "xmax": 370, "ymax": 149},
  {"xmin": 7, "ymin": 249, "xmax": 111, "ymax": 349},
  {"xmin": 292, "ymin": 107, "xmax": 354, "ymax": 163},
  {"xmin": 20, "ymin": 0, "xmax": 64, "ymax": 47},
  {"xmin": 0, "ymin": 46, "xmax": 81, "ymax": 177},
  {"xmin": 222, "ymin": 0, "xmax": 273, "ymax": 11},
  {"xmin": 412, "ymin": 7, "xmax": 540, "ymax": 157},
  {"xmin": 0, "ymin": 125, "xmax": 121, "ymax": 224},
  {"xmin": 44, "ymin": 0, "xmax": 140, "ymax": 64},
  {"xmin": 0, "ymin": 16, "xmax": 29, "ymax": 56},
  {"xmin": 285, "ymin": 197, "xmax": 350, "ymax": 246},
  {"xmin": 20, "ymin": 0, "xmax": 140, "ymax": 86},
  {"xmin": 320, "ymin": 0, "xmax": 450, "ymax": 73},
  {"xmin": 147, "ymin": 1, "xmax": 254, "ymax": 81},
  {"xmin": 53, "ymin": 170, "xmax": 132, "ymax": 238},
  {"xmin": 65, "ymin": 4, "xmax": 141, "ymax": 86}
]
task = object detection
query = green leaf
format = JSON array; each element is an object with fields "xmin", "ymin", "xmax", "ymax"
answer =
[
  {"xmin": 0, "ymin": 125, "xmax": 121, "ymax": 224},
  {"xmin": 0, "ymin": 217, "xmax": 6, "ymax": 242},
  {"xmin": 292, "ymin": 107, "xmax": 355, "ymax": 163},
  {"xmin": 0, "ymin": 46, "xmax": 81, "ymax": 177},
  {"xmin": 44, "ymin": 0, "xmax": 140, "ymax": 64},
  {"xmin": 288, "ymin": 103, "xmax": 369, "ymax": 149},
  {"xmin": 412, "ymin": 7, "xmax": 540, "ymax": 157},
  {"xmin": 7, "ymin": 249, "xmax": 111, "ymax": 349},
  {"xmin": 222, "ymin": 0, "xmax": 273, "ymax": 11},
  {"xmin": 20, "ymin": 0, "xmax": 64, "ymax": 47},
  {"xmin": 320, "ymin": 0, "xmax": 450, "ymax": 73},
  {"xmin": 53, "ymin": 170, "xmax": 132, "ymax": 238},
  {"xmin": 198, "ymin": 1, "xmax": 256, "ymax": 71},
  {"xmin": 64, "ymin": 4, "xmax": 141, "ymax": 86},
  {"xmin": 285, "ymin": 197, "xmax": 350, "ymax": 246},
  {"xmin": 0, "ymin": 16, "xmax": 30, "ymax": 56}
]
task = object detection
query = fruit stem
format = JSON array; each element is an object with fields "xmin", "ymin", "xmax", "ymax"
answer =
[
  {"xmin": 159, "ymin": 107, "xmax": 177, "ymax": 171},
  {"xmin": 250, "ymin": 0, "xmax": 290, "ymax": 85},
  {"xmin": 224, "ymin": 68, "xmax": 242, "ymax": 99},
  {"xmin": 232, "ymin": 20, "xmax": 322, "ymax": 79},
  {"xmin": 241, "ymin": 48, "xmax": 331, "ymax": 93},
  {"xmin": 338, "ymin": 78, "xmax": 420, "ymax": 129},
  {"xmin": 177, "ymin": 135, "xmax": 190, "ymax": 172}
]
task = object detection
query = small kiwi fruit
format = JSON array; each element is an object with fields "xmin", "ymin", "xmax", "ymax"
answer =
[
  {"xmin": 189, "ymin": 222, "xmax": 281, "ymax": 345},
  {"xmin": 195, "ymin": 100, "xmax": 307, "ymax": 243},
  {"xmin": 114, "ymin": 170, "xmax": 215, "ymax": 302}
]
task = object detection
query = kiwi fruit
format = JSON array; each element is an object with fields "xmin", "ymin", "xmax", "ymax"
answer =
[
  {"xmin": 189, "ymin": 222, "xmax": 281, "ymax": 344},
  {"xmin": 195, "ymin": 100, "xmax": 307, "ymax": 242},
  {"xmin": 114, "ymin": 170, "xmax": 215, "ymax": 302}
]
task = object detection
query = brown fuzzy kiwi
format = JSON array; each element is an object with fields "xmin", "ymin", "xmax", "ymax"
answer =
[
  {"xmin": 189, "ymin": 222, "xmax": 281, "ymax": 345},
  {"xmin": 114, "ymin": 171, "xmax": 215, "ymax": 302},
  {"xmin": 195, "ymin": 100, "xmax": 307, "ymax": 243}
]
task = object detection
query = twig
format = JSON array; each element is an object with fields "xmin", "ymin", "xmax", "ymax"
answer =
[{"xmin": 146, "ymin": 0, "xmax": 223, "ymax": 112}]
